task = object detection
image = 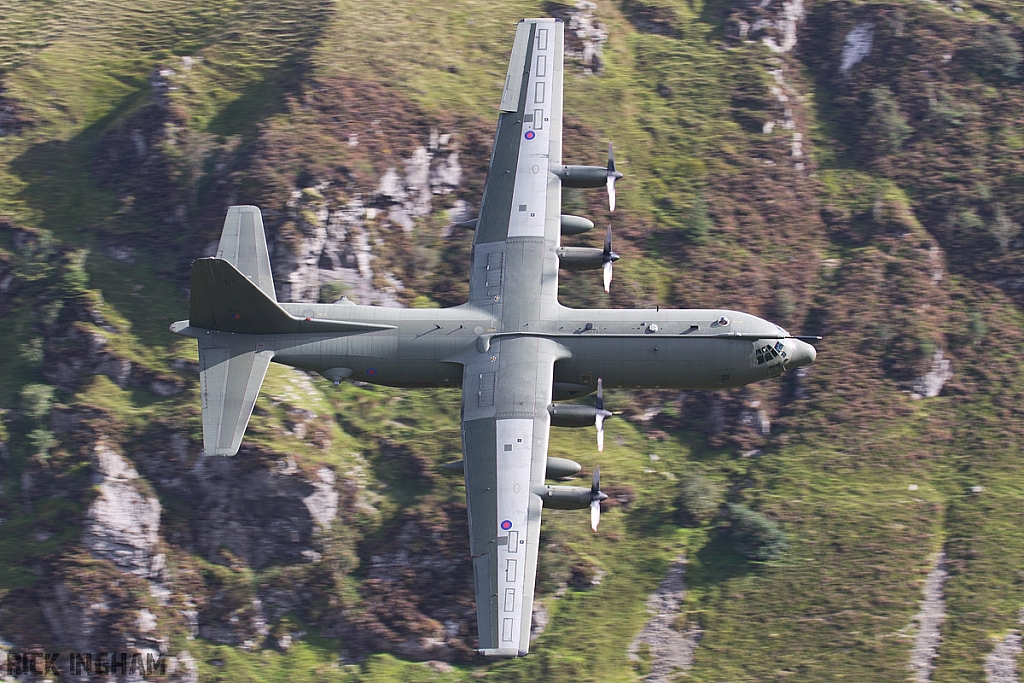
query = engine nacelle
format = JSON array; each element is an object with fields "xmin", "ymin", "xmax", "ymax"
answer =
[
  {"xmin": 548, "ymin": 403, "xmax": 602, "ymax": 428},
  {"xmin": 555, "ymin": 246, "xmax": 606, "ymax": 270},
  {"xmin": 457, "ymin": 214, "xmax": 594, "ymax": 236},
  {"xmin": 546, "ymin": 457, "xmax": 582, "ymax": 479},
  {"xmin": 536, "ymin": 485, "xmax": 593, "ymax": 510},
  {"xmin": 560, "ymin": 215, "xmax": 594, "ymax": 235},
  {"xmin": 552, "ymin": 165, "xmax": 607, "ymax": 188}
]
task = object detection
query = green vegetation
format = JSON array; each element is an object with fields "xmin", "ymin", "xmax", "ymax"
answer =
[
  {"xmin": 674, "ymin": 471, "xmax": 721, "ymax": 525},
  {"xmin": 725, "ymin": 503, "xmax": 788, "ymax": 562},
  {"xmin": 1, "ymin": 0, "xmax": 1023, "ymax": 681},
  {"xmin": 864, "ymin": 86, "xmax": 912, "ymax": 157}
]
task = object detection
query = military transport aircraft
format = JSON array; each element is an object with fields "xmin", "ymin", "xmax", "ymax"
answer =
[{"xmin": 172, "ymin": 18, "xmax": 817, "ymax": 657}]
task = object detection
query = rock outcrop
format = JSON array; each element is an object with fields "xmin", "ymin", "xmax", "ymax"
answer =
[
  {"xmin": 908, "ymin": 552, "xmax": 948, "ymax": 682},
  {"xmin": 985, "ymin": 608, "xmax": 1024, "ymax": 683},
  {"xmin": 137, "ymin": 435, "xmax": 336, "ymax": 569},
  {"xmin": 82, "ymin": 441, "xmax": 163, "ymax": 580},
  {"xmin": 555, "ymin": 1, "xmax": 608, "ymax": 73},
  {"xmin": 269, "ymin": 130, "xmax": 460, "ymax": 305},
  {"xmin": 727, "ymin": 0, "xmax": 806, "ymax": 54},
  {"xmin": 912, "ymin": 349, "xmax": 953, "ymax": 399},
  {"xmin": 628, "ymin": 557, "xmax": 701, "ymax": 682},
  {"xmin": 839, "ymin": 21, "xmax": 875, "ymax": 76}
]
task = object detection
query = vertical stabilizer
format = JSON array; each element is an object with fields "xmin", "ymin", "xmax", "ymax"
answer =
[{"xmin": 216, "ymin": 205, "xmax": 277, "ymax": 302}]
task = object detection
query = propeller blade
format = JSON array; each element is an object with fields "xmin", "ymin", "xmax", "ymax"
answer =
[
  {"xmin": 602, "ymin": 225, "xmax": 617, "ymax": 293},
  {"xmin": 596, "ymin": 415, "xmax": 605, "ymax": 452},
  {"xmin": 590, "ymin": 465, "xmax": 606, "ymax": 531},
  {"xmin": 596, "ymin": 378, "xmax": 605, "ymax": 451},
  {"xmin": 606, "ymin": 143, "xmax": 623, "ymax": 212}
]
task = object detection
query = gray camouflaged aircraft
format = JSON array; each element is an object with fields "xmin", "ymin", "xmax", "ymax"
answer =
[{"xmin": 171, "ymin": 18, "xmax": 817, "ymax": 657}]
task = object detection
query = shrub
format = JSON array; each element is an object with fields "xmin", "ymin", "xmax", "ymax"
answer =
[
  {"xmin": 990, "ymin": 204, "xmax": 1021, "ymax": 254},
  {"xmin": 864, "ymin": 87, "xmax": 912, "ymax": 156},
  {"xmin": 318, "ymin": 280, "xmax": 350, "ymax": 303},
  {"xmin": 727, "ymin": 503, "xmax": 788, "ymax": 561},
  {"xmin": 20, "ymin": 383, "xmax": 55, "ymax": 421},
  {"xmin": 684, "ymin": 192, "xmax": 713, "ymax": 244},
  {"xmin": 968, "ymin": 27, "xmax": 1022, "ymax": 82},
  {"xmin": 61, "ymin": 248, "xmax": 91, "ymax": 297},
  {"xmin": 675, "ymin": 473, "xmax": 722, "ymax": 526},
  {"xmin": 926, "ymin": 88, "xmax": 980, "ymax": 128},
  {"xmin": 28, "ymin": 428, "xmax": 55, "ymax": 458},
  {"xmin": 18, "ymin": 338, "xmax": 45, "ymax": 366}
]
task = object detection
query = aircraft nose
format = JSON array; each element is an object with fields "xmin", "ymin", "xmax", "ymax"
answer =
[{"xmin": 786, "ymin": 339, "xmax": 817, "ymax": 369}]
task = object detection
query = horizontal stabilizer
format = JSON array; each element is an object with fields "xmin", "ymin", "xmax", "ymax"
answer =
[
  {"xmin": 189, "ymin": 258, "xmax": 395, "ymax": 335},
  {"xmin": 199, "ymin": 337, "xmax": 272, "ymax": 456}
]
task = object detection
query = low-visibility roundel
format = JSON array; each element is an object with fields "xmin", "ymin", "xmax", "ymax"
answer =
[
  {"xmin": 524, "ymin": 130, "xmax": 536, "ymax": 140},
  {"xmin": 500, "ymin": 520, "xmax": 513, "ymax": 531}
]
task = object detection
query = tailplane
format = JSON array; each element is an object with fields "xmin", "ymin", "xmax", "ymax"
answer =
[
  {"xmin": 172, "ymin": 206, "xmax": 395, "ymax": 456},
  {"xmin": 197, "ymin": 335, "xmax": 273, "ymax": 456},
  {"xmin": 172, "ymin": 206, "xmax": 397, "ymax": 456}
]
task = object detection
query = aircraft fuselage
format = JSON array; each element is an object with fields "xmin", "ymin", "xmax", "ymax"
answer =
[{"xmin": 265, "ymin": 301, "xmax": 815, "ymax": 391}]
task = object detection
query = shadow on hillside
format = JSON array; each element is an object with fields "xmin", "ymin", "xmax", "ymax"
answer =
[
  {"xmin": 10, "ymin": 90, "xmax": 149, "ymax": 246},
  {"xmin": 9, "ymin": 3, "xmax": 336, "ymax": 352}
]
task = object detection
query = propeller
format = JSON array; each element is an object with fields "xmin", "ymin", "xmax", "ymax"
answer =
[
  {"xmin": 590, "ymin": 465, "xmax": 609, "ymax": 531},
  {"xmin": 595, "ymin": 378, "xmax": 612, "ymax": 452},
  {"xmin": 602, "ymin": 225, "xmax": 620, "ymax": 293},
  {"xmin": 606, "ymin": 143, "xmax": 623, "ymax": 212}
]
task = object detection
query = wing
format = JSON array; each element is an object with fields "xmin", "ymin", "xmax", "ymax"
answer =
[
  {"xmin": 469, "ymin": 18, "xmax": 563, "ymax": 315},
  {"xmin": 462, "ymin": 336, "xmax": 568, "ymax": 656},
  {"xmin": 460, "ymin": 18, "xmax": 569, "ymax": 657}
]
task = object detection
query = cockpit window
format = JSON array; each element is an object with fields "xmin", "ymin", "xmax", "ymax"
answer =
[{"xmin": 756, "ymin": 340, "xmax": 789, "ymax": 366}]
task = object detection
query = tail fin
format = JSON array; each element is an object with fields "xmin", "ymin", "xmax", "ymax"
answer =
[
  {"xmin": 188, "ymin": 257, "xmax": 395, "ymax": 334},
  {"xmin": 216, "ymin": 205, "xmax": 277, "ymax": 301},
  {"xmin": 172, "ymin": 206, "xmax": 397, "ymax": 456}
]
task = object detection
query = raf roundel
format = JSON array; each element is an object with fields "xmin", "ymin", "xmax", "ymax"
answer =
[
  {"xmin": 366, "ymin": 367, "xmax": 377, "ymax": 377},
  {"xmin": 500, "ymin": 520, "xmax": 513, "ymax": 531},
  {"xmin": 524, "ymin": 130, "xmax": 536, "ymax": 140}
]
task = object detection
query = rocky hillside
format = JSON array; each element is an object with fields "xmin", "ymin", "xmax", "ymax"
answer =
[{"xmin": 1, "ymin": 0, "xmax": 1023, "ymax": 681}]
